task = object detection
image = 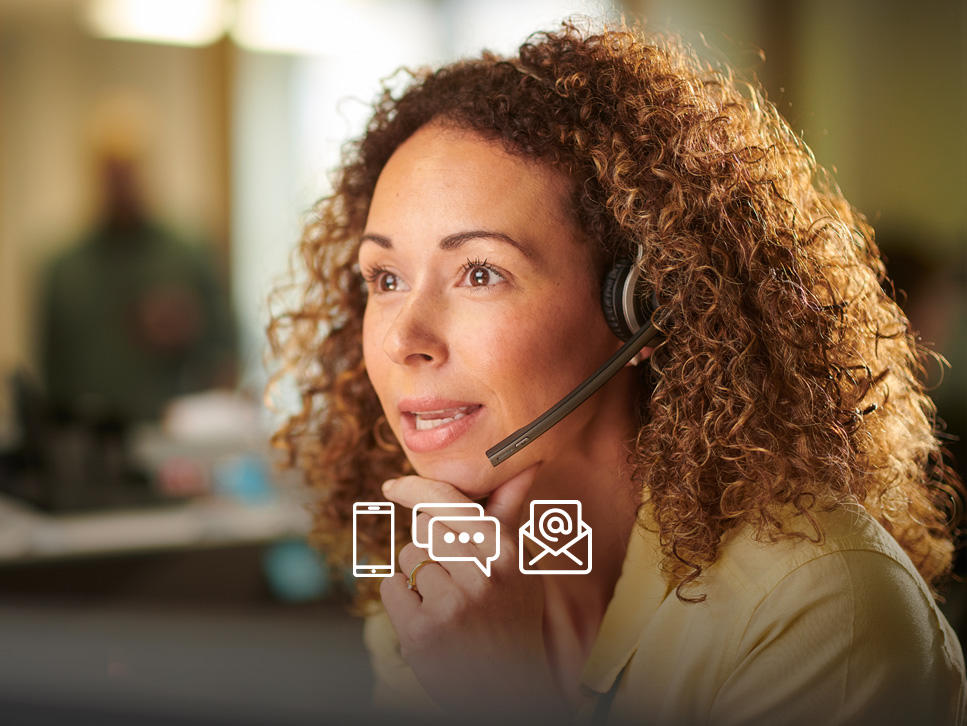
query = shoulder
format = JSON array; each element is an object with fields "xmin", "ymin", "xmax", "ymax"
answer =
[
  {"xmin": 702, "ymin": 502, "xmax": 967, "ymax": 723},
  {"xmin": 708, "ymin": 501, "xmax": 963, "ymax": 659},
  {"xmin": 707, "ymin": 504, "xmax": 933, "ymax": 606}
]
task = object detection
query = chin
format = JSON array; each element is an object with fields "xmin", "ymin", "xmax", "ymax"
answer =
[{"xmin": 406, "ymin": 451, "xmax": 502, "ymax": 500}]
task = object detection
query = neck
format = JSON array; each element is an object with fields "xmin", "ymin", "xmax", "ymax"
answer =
[
  {"xmin": 527, "ymin": 365, "xmax": 642, "ymax": 581},
  {"xmin": 528, "ymin": 435, "xmax": 639, "ymax": 595},
  {"xmin": 522, "ymin": 367, "xmax": 644, "ymax": 700}
]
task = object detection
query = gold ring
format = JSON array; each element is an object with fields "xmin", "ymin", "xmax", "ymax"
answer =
[{"xmin": 407, "ymin": 559, "xmax": 433, "ymax": 593}]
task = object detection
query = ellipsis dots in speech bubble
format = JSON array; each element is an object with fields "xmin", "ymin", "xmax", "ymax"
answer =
[{"xmin": 427, "ymin": 515, "xmax": 500, "ymax": 576}]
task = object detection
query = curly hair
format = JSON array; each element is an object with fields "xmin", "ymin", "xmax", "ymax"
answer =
[{"xmin": 266, "ymin": 20, "xmax": 962, "ymax": 610}]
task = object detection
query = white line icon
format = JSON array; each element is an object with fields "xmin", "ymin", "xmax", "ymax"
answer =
[
  {"xmin": 412, "ymin": 503, "xmax": 500, "ymax": 576},
  {"xmin": 352, "ymin": 502, "xmax": 395, "ymax": 577},
  {"xmin": 519, "ymin": 500, "xmax": 592, "ymax": 574}
]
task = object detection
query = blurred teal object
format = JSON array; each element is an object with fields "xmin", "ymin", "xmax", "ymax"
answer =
[
  {"xmin": 262, "ymin": 539, "xmax": 331, "ymax": 602},
  {"xmin": 342, "ymin": 566, "xmax": 357, "ymax": 595},
  {"xmin": 214, "ymin": 454, "xmax": 274, "ymax": 504}
]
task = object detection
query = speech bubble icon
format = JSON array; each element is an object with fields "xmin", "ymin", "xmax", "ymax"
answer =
[
  {"xmin": 427, "ymin": 515, "xmax": 500, "ymax": 576},
  {"xmin": 412, "ymin": 502, "xmax": 485, "ymax": 547}
]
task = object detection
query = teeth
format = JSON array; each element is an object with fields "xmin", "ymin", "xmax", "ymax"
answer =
[{"xmin": 412, "ymin": 406, "xmax": 476, "ymax": 431}]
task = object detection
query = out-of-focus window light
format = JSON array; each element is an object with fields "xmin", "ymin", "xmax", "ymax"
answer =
[
  {"xmin": 231, "ymin": 0, "xmax": 440, "ymax": 59},
  {"xmin": 446, "ymin": 0, "xmax": 619, "ymax": 58},
  {"xmin": 83, "ymin": 0, "xmax": 230, "ymax": 47}
]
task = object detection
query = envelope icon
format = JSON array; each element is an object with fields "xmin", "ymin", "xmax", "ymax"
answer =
[{"xmin": 519, "ymin": 500, "xmax": 592, "ymax": 575}]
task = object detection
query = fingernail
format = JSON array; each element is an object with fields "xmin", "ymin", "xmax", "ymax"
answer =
[{"xmin": 382, "ymin": 479, "xmax": 395, "ymax": 494}]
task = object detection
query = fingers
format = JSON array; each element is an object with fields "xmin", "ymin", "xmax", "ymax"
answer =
[
  {"xmin": 382, "ymin": 475, "xmax": 472, "ymax": 509},
  {"xmin": 383, "ymin": 464, "xmax": 542, "ymax": 531},
  {"xmin": 379, "ymin": 572, "xmax": 421, "ymax": 613},
  {"xmin": 410, "ymin": 503, "xmax": 485, "ymax": 548},
  {"xmin": 380, "ymin": 546, "xmax": 426, "ymax": 613},
  {"xmin": 379, "ymin": 465, "xmax": 543, "ymax": 592},
  {"xmin": 396, "ymin": 541, "xmax": 450, "ymax": 598},
  {"xmin": 412, "ymin": 512, "xmax": 499, "ymax": 584}
]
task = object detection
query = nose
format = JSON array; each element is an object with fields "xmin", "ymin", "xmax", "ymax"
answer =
[{"xmin": 382, "ymin": 288, "xmax": 449, "ymax": 367}]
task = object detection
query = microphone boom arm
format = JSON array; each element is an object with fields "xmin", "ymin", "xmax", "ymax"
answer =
[{"xmin": 485, "ymin": 323, "xmax": 661, "ymax": 467}]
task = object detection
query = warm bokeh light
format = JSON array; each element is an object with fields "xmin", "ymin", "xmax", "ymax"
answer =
[
  {"xmin": 83, "ymin": 0, "xmax": 230, "ymax": 46},
  {"xmin": 231, "ymin": 0, "xmax": 439, "ymax": 58}
]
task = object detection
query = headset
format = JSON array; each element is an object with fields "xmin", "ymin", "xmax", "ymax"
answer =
[{"xmin": 485, "ymin": 248, "xmax": 665, "ymax": 466}]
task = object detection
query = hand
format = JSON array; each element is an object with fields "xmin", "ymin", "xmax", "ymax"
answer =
[{"xmin": 379, "ymin": 464, "xmax": 569, "ymax": 720}]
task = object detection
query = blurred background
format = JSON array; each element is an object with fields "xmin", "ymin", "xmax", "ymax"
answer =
[{"xmin": 0, "ymin": 0, "xmax": 963, "ymax": 723}]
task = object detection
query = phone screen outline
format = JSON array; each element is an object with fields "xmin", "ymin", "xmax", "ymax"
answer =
[{"xmin": 352, "ymin": 502, "xmax": 395, "ymax": 577}]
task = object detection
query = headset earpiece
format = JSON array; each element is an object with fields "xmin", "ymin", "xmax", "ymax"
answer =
[
  {"xmin": 601, "ymin": 255, "xmax": 659, "ymax": 342},
  {"xmin": 601, "ymin": 260, "xmax": 634, "ymax": 340}
]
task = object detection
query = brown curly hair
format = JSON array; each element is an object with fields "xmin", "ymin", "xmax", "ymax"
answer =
[{"xmin": 266, "ymin": 20, "xmax": 963, "ymax": 610}]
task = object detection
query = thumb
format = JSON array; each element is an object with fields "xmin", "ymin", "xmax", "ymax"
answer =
[{"xmin": 485, "ymin": 462, "xmax": 542, "ymax": 529}]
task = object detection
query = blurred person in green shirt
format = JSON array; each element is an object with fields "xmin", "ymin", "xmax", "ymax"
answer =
[{"xmin": 39, "ymin": 124, "xmax": 236, "ymax": 425}]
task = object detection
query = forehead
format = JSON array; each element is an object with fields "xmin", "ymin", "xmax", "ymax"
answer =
[{"xmin": 366, "ymin": 123, "xmax": 577, "ymax": 240}]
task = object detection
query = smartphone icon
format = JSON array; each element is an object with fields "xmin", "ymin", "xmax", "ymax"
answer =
[{"xmin": 353, "ymin": 502, "xmax": 395, "ymax": 577}]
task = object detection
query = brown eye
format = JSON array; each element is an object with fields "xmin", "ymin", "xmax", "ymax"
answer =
[
  {"xmin": 361, "ymin": 265, "xmax": 405, "ymax": 294},
  {"xmin": 460, "ymin": 258, "xmax": 505, "ymax": 288},
  {"xmin": 379, "ymin": 272, "xmax": 399, "ymax": 292},
  {"xmin": 469, "ymin": 266, "xmax": 490, "ymax": 286}
]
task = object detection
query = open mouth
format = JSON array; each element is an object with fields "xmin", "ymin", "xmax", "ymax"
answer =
[
  {"xmin": 410, "ymin": 405, "xmax": 482, "ymax": 431},
  {"xmin": 399, "ymin": 403, "xmax": 484, "ymax": 453}
]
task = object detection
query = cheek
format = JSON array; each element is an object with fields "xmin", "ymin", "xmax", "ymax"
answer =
[
  {"xmin": 482, "ymin": 295, "xmax": 610, "ymax": 404},
  {"xmin": 361, "ymin": 311, "xmax": 375, "ymax": 365},
  {"xmin": 362, "ymin": 309, "xmax": 387, "ymax": 393}
]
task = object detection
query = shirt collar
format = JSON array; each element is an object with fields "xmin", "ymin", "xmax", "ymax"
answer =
[{"xmin": 579, "ymin": 498, "xmax": 672, "ymax": 693}]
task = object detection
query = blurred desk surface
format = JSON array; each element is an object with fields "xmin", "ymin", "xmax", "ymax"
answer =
[
  {"xmin": 0, "ymin": 598, "xmax": 373, "ymax": 726},
  {"xmin": 0, "ymin": 491, "xmax": 312, "ymax": 564}
]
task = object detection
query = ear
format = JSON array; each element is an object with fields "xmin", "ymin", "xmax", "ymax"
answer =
[{"xmin": 625, "ymin": 345, "xmax": 654, "ymax": 367}]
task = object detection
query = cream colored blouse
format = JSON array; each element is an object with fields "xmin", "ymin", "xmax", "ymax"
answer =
[{"xmin": 363, "ymin": 500, "xmax": 967, "ymax": 724}]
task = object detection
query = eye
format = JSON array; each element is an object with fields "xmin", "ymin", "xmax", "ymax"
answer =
[
  {"xmin": 460, "ymin": 258, "xmax": 506, "ymax": 288},
  {"xmin": 361, "ymin": 265, "xmax": 403, "ymax": 293}
]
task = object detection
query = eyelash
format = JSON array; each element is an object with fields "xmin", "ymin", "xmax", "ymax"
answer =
[
  {"xmin": 461, "ymin": 257, "xmax": 499, "ymax": 281},
  {"xmin": 360, "ymin": 258, "xmax": 504, "ymax": 290},
  {"xmin": 361, "ymin": 264, "xmax": 391, "ymax": 285}
]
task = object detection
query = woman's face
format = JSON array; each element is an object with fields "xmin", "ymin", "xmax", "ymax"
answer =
[{"xmin": 360, "ymin": 123, "xmax": 627, "ymax": 497}]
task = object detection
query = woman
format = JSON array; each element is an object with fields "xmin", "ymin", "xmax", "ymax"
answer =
[{"xmin": 268, "ymin": 21, "xmax": 967, "ymax": 725}]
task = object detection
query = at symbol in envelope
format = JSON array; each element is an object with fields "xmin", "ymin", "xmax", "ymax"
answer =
[{"xmin": 518, "ymin": 499, "xmax": 592, "ymax": 574}]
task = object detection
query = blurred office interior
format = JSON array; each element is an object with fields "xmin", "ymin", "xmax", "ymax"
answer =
[{"xmin": 0, "ymin": 0, "xmax": 964, "ymax": 723}]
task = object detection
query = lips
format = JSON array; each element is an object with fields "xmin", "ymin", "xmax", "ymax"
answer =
[
  {"xmin": 398, "ymin": 397, "xmax": 484, "ymax": 453},
  {"xmin": 412, "ymin": 405, "xmax": 478, "ymax": 430}
]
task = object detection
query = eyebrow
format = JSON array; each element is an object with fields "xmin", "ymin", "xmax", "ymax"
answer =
[{"xmin": 359, "ymin": 229, "xmax": 536, "ymax": 260}]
